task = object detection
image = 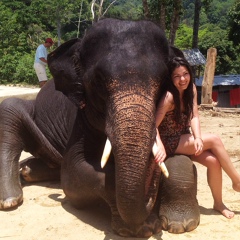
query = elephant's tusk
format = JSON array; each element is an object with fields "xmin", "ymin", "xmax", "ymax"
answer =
[
  {"xmin": 152, "ymin": 142, "xmax": 169, "ymax": 178},
  {"xmin": 101, "ymin": 139, "xmax": 169, "ymax": 178},
  {"xmin": 158, "ymin": 161, "xmax": 169, "ymax": 178},
  {"xmin": 101, "ymin": 138, "xmax": 112, "ymax": 168}
]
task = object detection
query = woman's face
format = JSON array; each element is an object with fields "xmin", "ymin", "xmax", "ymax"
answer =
[{"xmin": 171, "ymin": 66, "xmax": 190, "ymax": 93}]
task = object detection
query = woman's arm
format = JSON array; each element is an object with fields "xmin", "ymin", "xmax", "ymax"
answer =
[
  {"xmin": 155, "ymin": 92, "xmax": 174, "ymax": 127},
  {"xmin": 154, "ymin": 128, "xmax": 166, "ymax": 163},
  {"xmin": 154, "ymin": 92, "xmax": 173, "ymax": 163},
  {"xmin": 190, "ymin": 85, "xmax": 203, "ymax": 155}
]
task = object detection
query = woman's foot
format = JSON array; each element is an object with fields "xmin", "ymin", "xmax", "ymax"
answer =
[
  {"xmin": 232, "ymin": 182, "xmax": 240, "ymax": 192},
  {"xmin": 213, "ymin": 203, "xmax": 235, "ymax": 219}
]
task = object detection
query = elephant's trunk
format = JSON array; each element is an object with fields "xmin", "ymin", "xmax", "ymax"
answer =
[{"xmin": 106, "ymin": 86, "xmax": 160, "ymax": 226}]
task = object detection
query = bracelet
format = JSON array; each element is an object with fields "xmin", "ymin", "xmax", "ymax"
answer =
[{"xmin": 195, "ymin": 137, "xmax": 203, "ymax": 142}]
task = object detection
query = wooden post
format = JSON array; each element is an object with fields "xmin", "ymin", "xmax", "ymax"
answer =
[{"xmin": 201, "ymin": 48, "xmax": 217, "ymax": 104}]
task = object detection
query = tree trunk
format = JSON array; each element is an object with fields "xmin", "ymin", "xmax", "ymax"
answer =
[
  {"xmin": 201, "ymin": 48, "xmax": 217, "ymax": 104},
  {"xmin": 192, "ymin": 0, "xmax": 201, "ymax": 48},
  {"xmin": 91, "ymin": 0, "xmax": 97, "ymax": 23},
  {"xmin": 169, "ymin": 0, "xmax": 182, "ymax": 45},
  {"xmin": 142, "ymin": 0, "xmax": 150, "ymax": 19},
  {"xmin": 57, "ymin": 18, "xmax": 61, "ymax": 47},
  {"xmin": 159, "ymin": 0, "xmax": 166, "ymax": 31},
  {"xmin": 98, "ymin": 0, "xmax": 104, "ymax": 20}
]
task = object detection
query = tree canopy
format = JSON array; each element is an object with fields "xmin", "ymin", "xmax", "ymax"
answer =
[{"xmin": 0, "ymin": 0, "xmax": 239, "ymax": 85}]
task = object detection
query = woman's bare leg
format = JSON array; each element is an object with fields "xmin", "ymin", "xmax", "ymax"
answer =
[
  {"xmin": 192, "ymin": 151, "xmax": 234, "ymax": 219},
  {"xmin": 175, "ymin": 133, "xmax": 240, "ymax": 192},
  {"xmin": 204, "ymin": 134, "xmax": 240, "ymax": 191}
]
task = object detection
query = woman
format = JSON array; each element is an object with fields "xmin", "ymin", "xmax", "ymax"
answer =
[{"xmin": 154, "ymin": 57, "xmax": 240, "ymax": 219}]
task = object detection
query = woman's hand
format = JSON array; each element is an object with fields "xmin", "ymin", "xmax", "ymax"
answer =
[
  {"xmin": 154, "ymin": 129, "xmax": 167, "ymax": 163},
  {"xmin": 154, "ymin": 144, "xmax": 167, "ymax": 163},
  {"xmin": 194, "ymin": 137, "xmax": 204, "ymax": 156}
]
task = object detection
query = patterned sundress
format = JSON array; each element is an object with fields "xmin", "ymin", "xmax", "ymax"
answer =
[{"xmin": 158, "ymin": 110, "xmax": 190, "ymax": 156}]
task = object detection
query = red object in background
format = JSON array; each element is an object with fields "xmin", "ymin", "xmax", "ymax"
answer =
[
  {"xmin": 230, "ymin": 88, "xmax": 240, "ymax": 106},
  {"xmin": 212, "ymin": 91, "xmax": 218, "ymax": 102}
]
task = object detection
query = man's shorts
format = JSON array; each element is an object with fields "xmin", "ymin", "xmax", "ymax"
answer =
[{"xmin": 34, "ymin": 62, "xmax": 47, "ymax": 82}]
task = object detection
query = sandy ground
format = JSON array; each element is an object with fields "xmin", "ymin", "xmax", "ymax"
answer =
[{"xmin": 0, "ymin": 109, "xmax": 240, "ymax": 240}]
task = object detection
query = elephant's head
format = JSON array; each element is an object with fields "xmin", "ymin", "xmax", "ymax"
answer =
[{"xmin": 48, "ymin": 18, "xmax": 174, "ymax": 227}]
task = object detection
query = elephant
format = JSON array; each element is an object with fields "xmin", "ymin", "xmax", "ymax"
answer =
[{"xmin": 0, "ymin": 18, "xmax": 200, "ymax": 237}]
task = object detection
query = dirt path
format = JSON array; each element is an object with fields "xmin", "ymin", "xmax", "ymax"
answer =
[{"xmin": 0, "ymin": 110, "xmax": 240, "ymax": 240}]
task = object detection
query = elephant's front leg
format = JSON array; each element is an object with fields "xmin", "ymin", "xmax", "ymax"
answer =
[
  {"xmin": 0, "ymin": 99, "xmax": 27, "ymax": 209},
  {"xmin": 158, "ymin": 155, "xmax": 200, "ymax": 233},
  {"xmin": 0, "ymin": 98, "xmax": 44, "ymax": 209},
  {"xmin": 60, "ymin": 132, "xmax": 109, "ymax": 208},
  {"xmin": 0, "ymin": 143, "xmax": 23, "ymax": 209}
]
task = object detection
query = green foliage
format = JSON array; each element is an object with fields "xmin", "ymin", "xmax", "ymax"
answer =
[
  {"xmin": 181, "ymin": 1, "xmax": 195, "ymax": 25},
  {"xmin": 13, "ymin": 52, "xmax": 39, "ymax": 85},
  {"xmin": 0, "ymin": 0, "xmax": 93, "ymax": 84},
  {"xmin": 180, "ymin": 0, "xmax": 240, "ymax": 74},
  {"xmin": 0, "ymin": 0, "xmax": 240, "ymax": 85},
  {"xmin": 0, "ymin": 2, "xmax": 29, "ymax": 83},
  {"xmin": 104, "ymin": 0, "xmax": 142, "ymax": 20},
  {"xmin": 198, "ymin": 24, "xmax": 239, "ymax": 74},
  {"xmin": 61, "ymin": 0, "xmax": 92, "ymax": 39},
  {"xmin": 148, "ymin": 0, "xmax": 177, "ymax": 29},
  {"xmin": 228, "ymin": 0, "xmax": 240, "ymax": 45},
  {"xmin": 174, "ymin": 24, "xmax": 193, "ymax": 49},
  {"xmin": 182, "ymin": 0, "xmax": 235, "ymax": 28},
  {"xmin": 203, "ymin": 0, "xmax": 235, "ymax": 28}
]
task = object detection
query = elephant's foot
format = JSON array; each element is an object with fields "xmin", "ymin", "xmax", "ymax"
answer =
[
  {"xmin": 0, "ymin": 171, "xmax": 23, "ymax": 210},
  {"xmin": 0, "ymin": 180, "xmax": 23, "ymax": 210},
  {"xmin": 0, "ymin": 195, "xmax": 23, "ymax": 210},
  {"xmin": 158, "ymin": 190, "xmax": 200, "ymax": 233},
  {"xmin": 159, "ymin": 213, "xmax": 199, "ymax": 233},
  {"xmin": 111, "ymin": 213, "xmax": 162, "ymax": 238},
  {"xmin": 158, "ymin": 155, "xmax": 200, "ymax": 233},
  {"xmin": 20, "ymin": 157, "xmax": 60, "ymax": 182}
]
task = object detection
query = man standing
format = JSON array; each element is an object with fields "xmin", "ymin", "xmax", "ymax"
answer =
[{"xmin": 34, "ymin": 38, "xmax": 54, "ymax": 88}]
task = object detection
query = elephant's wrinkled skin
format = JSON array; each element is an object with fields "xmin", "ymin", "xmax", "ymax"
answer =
[{"xmin": 0, "ymin": 18, "xmax": 200, "ymax": 237}]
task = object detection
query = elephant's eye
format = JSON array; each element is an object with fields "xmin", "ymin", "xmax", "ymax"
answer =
[{"xmin": 84, "ymin": 69, "xmax": 109, "ymax": 103}]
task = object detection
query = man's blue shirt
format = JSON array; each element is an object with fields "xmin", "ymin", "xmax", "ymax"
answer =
[{"xmin": 34, "ymin": 44, "xmax": 48, "ymax": 65}]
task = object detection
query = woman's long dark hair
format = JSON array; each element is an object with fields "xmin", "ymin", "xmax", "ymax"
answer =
[{"xmin": 160, "ymin": 57, "xmax": 194, "ymax": 123}]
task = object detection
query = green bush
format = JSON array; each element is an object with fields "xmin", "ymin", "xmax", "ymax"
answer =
[{"xmin": 12, "ymin": 52, "xmax": 38, "ymax": 85}]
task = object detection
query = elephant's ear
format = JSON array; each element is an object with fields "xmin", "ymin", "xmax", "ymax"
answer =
[
  {"xmin": 169, "ymin": 45, "xmax": 185, "ymax": 59},
  {"xmin": 48, "ymin": 38, "xmax": 85, "ymax": 108}
]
